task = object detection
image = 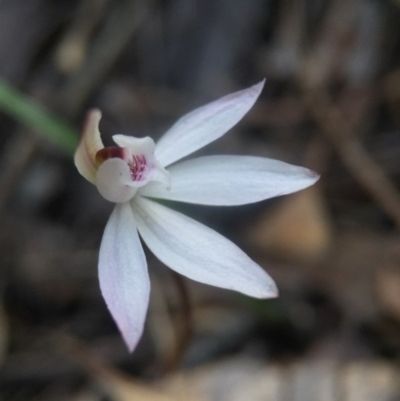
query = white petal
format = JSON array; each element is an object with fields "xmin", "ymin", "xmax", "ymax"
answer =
[
  {"xmin": 113, "ymin": 135, "xmax": 155, "ymax": 155},
  {"xmin": 95, "ymin": 158, "xmax": 138, "ymax": 203},
  {"xmin": 155, "ymin": 80, "xmax": 265, "ymax": 167},
  {"xmin": 74, "ymin": 109, "xmax": 104, "ymax": 184},
  {"xmin": 133, "ymin": 197, "xmax": 277, "ymax": 298},
  {"xmin": 140, "ymin": 155, "xmax": 319, "ymax": 206},
  {"xmin": 99, "ymin": 203, "xmax": 150, "ymax": 351}
]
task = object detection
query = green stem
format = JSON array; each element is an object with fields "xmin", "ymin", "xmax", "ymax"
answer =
[{"xmin": 0, "ymin": 81, "xmax": 79, "ymax": 155}]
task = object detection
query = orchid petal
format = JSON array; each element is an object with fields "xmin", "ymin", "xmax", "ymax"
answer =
[
  {"xmin": 95, "ymin": 158, "xmax": 138, "ymax": 203},
  {"xmin": 140, "ymin": 155, "xmax": 319, "ymax": 206},
  {"xmin": 155, "ymin": 80, "xmax": 265, "ymax": 167},
  {"xmin": 99, "ymin": 203, "xmax": 150, "ymax": 352},
  {"xmin": 133, "ymin": 197, "xmax": 277, "ymax": 299},
  {"xmin": 113, "ymin": 135, "xmax": 155, "ymax": 154},
  {"xmin": 74, "ymin": 109, "xmax": 104, "ymax": 184}
]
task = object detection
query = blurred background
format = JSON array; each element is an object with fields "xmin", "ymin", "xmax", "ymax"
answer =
[{"xmin": 0, "ymin": 0, "xmax": 400, "ymax": 399}]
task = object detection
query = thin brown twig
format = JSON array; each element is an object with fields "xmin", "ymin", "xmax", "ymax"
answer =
[
  {"xmin": 56, "ymin": 334, "xmax": 176, "ymax": 401},
  {"xmin": 55, "ymin": 0, "xmax": 109, "ymax": 74},
  {"xmin": 147, "ymin": 269, "xmax": 193, "ymax": 373},
  {"xmin": 0, "ymin": 132, "xmax": 39, "ymax": 212},
  {"xmin": 59, "ymin": 0, "xmax": 155, "ymax": 117},
  {"xmin": 304, "ymin": 88, "xmax": 400, "ymax": 230},
  {"xmin": 166, "ymin": 271, "xmax": 193, "ymax": 371}
]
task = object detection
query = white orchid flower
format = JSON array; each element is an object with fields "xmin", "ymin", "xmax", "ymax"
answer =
[{"xmin": 74, "ymin": 80, "xmax": 319, "ymax": 351}]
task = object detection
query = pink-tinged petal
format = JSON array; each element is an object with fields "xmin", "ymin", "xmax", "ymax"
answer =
[
  {"xmin": 155, "ymin": 80, "xmax": 265, "ymax": 167},
  {"xmin": 74, "ymin": 109, "xmax": 104, "ymax": 184},
  {"xmin": 99, "ymin": 203, "xmax": 150, "ymax": 352},
  {"xmin": 140, "ymin": 155, "xmax": 319, "ymax": 206},
  {"xmin": 95, "ymin": 158, "xmax": 138, "ymax": 203},
  {"xmin": 133, "ymin": 197, "xmax": 277, "ymax": 299}
]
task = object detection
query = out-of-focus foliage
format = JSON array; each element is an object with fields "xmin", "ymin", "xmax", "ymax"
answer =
[{"xmin": 0, "ymin": 81, "xmax": 78, "ymax": 153}]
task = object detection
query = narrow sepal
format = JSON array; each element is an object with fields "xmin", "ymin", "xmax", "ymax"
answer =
[
  {"xmin": 99, "ymin": 203, "xmax": 150, "ymax": 351},
  {"xmin": 133, "ymin": 197, "xmax": 277, "ymax": 299},
  {"xmin": 155, "ymin": 80, "xmax": 265, "ymax": 167},
  {"xmin": 74, "ymin": 109, "xmax": 104, "ymax": 184},
  {"xmin": 140, "ymin": 155, "xmax": 319, "ymax": 206}
]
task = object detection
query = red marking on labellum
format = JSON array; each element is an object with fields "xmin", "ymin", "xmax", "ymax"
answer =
[
  {"xmin": 95, "ymin": 147, "xmax": 148, "ymax": 182},
  {"xmin": 95, "ymin": 147, "xmax": 130, "ymax": 167},
  {"xmin": 129, "ymin": 155, "xmax": 147, "ymax": 181}
]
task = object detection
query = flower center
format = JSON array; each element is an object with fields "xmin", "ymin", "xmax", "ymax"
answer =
[
  {"xmin": 129, "ymin": 155, "xmax": 147, "ymax": 181},
  {"xmin": 96, "ymin": 147, "xmax": 149, "ymax": 183},
  {"xmin": 93, "ymin": 136, "xmax": 170, "ymax": 203}
]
